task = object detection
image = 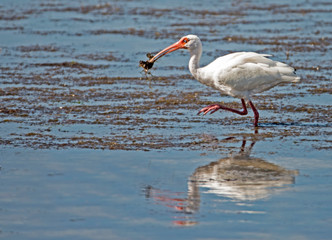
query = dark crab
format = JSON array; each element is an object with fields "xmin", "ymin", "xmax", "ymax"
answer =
[{"xmin": 139, "ymin": 53, "xmax": 155, "ymax": 72}]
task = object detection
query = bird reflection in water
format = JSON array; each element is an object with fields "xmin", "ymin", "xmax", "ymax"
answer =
[{"xmin": 144, "ymin": 140, "xmax": 298, "ymax": 226}]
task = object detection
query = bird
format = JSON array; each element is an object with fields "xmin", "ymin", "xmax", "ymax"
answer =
[{"xmin": 145, "ymin": 34, "xmax": 300, "ymax": 127}]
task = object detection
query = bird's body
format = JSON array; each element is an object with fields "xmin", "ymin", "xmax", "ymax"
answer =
[
  {"xmin": 147, "ymin": 34, "xmax": 300, "ymax": 127},
  {"xmin": 196, "ymin": 51, "xmax": 299, "ymax": 99}
]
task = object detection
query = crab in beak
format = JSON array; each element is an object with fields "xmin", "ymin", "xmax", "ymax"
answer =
[{"xmin": 139, "ymin": 36, "xmax": 189, "ymax": 71}]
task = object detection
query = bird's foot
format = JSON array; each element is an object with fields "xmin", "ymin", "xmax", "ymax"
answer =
[{"xmin": 197, "ymin": 104, "xmax": 221, "ymax": 115}]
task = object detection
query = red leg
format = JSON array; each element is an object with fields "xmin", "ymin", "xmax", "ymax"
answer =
[
  {"xmin": 198, "ymin": 98, "xmax": 248, "ymax": 116},
  {"xmin": 248, "ymin": 100, "xmax": 259, "ymax": 127},
  {"xmin": 198, "ymin": 99, "xmax": 260, "ymax": 127}
]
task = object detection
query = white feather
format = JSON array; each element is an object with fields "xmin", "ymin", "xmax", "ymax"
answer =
[
  {"xmin": 180, "ymin": 35, "xmax": 300, "ymax": 100},
  {"xmin": 196, "ymin": 52, "xmax": 299, "ymax": 99}
]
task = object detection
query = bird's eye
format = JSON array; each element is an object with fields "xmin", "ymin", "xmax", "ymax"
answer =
[{"xmin": 183, "ymin": 38, "xmax": 189, "ymax": 43}]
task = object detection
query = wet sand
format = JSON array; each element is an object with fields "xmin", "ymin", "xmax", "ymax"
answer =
[{"xmin": 0, "ymin": 0, "xmax": 331, "ymax": 239}]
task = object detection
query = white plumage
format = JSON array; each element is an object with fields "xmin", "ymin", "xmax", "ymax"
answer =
[
  {"xmin": 149, "ymin": 34, "xmax": 300, "ymax": 126},
  {"xmin": 199, "ymin": 51, "xmax": 299, "ymax": 99}
]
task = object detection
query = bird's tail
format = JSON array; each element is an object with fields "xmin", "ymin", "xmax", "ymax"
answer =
[
  {"xmin": 291, "ymin": 69, "xmax": 301, "ymax": 83},
  {"xmin": 277, "ymin": 62, "xmax": 300, "ymax": 83}
]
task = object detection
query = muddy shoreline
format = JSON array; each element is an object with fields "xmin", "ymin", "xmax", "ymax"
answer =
[{"xmin": 0, "ymin": 0, "xmax": 331, "ymax": 152}]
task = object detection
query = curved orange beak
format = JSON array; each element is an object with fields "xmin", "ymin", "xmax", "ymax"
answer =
[{"xmin": 149, "ymin": 38, "xmax": 187, "ymax": 63}]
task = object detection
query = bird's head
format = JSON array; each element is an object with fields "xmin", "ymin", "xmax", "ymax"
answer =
[
  {"xmin": 181, "ymin": 35, "xmax": 201, "ymax": 52},
  {"xmin": 148, "ymin": 34, "xmax": 201, "ymax": 63}
]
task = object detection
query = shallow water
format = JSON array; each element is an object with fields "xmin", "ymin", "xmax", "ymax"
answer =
[{"xmin": 0, "ymin": 0, "xmax": 331, "ymax": 239}]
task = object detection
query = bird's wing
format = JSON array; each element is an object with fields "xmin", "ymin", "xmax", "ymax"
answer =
[{"xmin": 207, "ymin": 52, "xmax": 299, "ymax": 98}]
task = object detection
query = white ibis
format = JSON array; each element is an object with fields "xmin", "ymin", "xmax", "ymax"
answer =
[{"xmin": 146, "ymin": 34, "xmax": 300, "ymax": 127}]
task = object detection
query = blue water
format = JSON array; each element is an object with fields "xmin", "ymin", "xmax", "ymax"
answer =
[
  {"xmin": 0, "ymin": 0, "xmax": 331, "ymax": 239},
  {"xmin": 1, "ymin": 143, "xmax": 331, "ymax": 239}
]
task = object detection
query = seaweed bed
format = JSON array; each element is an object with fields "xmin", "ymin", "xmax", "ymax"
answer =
[{"xmin": 0, "ymin": 0, "xmax": 331, "ymax": 151}]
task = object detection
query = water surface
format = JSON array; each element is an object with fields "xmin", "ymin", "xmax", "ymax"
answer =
[{"xmin": 0, "ymin": 0, "xmax": 331, "ymax": 239}]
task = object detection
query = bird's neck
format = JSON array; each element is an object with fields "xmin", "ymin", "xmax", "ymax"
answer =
[{"xmin": 188, "ymin": 47, "xmax": 202, "ymax": 79}]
